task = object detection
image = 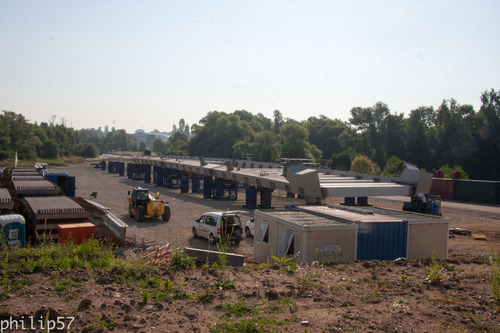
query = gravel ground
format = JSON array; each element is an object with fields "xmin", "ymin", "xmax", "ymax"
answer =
[
  {"xmin": 53, "ymin": 162, "xmax": 500, "ymax": 259},
  {"xmin": 54, "ymin": 162, "xmax": 311, "ymax": 259}
]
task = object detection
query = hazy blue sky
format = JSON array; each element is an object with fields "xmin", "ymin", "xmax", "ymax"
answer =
[{"xmin": 1, "ymin": 1, "xmax": 499, "ymax": 133}]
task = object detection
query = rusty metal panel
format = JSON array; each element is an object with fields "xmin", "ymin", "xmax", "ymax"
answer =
[{"xmin": 430, "ymin": 178, "xmax": 455, "ymax": 200}]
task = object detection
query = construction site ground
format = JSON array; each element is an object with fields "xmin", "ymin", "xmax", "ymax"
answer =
[{"xmin": 1, "ymin": 162, "xmax": 499, "ymax": 332}]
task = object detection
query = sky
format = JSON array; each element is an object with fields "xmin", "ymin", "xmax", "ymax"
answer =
[{"xmin": 1, "ymin": 1, "xmax": 499, "ymax": 134}]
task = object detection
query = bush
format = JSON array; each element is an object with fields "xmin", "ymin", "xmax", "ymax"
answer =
[
  {"xmin": 169, "ymin": 247, "xmax": 195, "ymax": 269},
  {"xmin": 350, "ymin": 155, "xmax": 376, "ymax": 174},
  {"xmin": 328, "ymin": 151, "xmax": 351, "ymax": 171},
  {"xmin": 78, "ymin": 143, "xmax": 100, "ymax": 158},
  {"xmin": 437, "ymin": 164, "xmax": 469, "ymax": 179}
]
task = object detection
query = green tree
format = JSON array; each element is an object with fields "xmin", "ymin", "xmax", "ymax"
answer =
[
  {"xmin": 78, "ymin": 143, "xmax": 100, "ymax": 158},
  {"xmin": 152, "ymin": 138, "xmax": 167, "ymax": 155},
  {"xmin": 382, "ymin": 156, "xmax": 402, "ymax": 177},
  {"xmin": 103, "ymin": 129, "xmax": 128, "ymax": 152},
  {"xmin": 305, "ymin": 116, "xmax": 349, "ymax": 160},
  {"xmin": 233, "ymin": 130, "xmax": 280, "ymax": 163},
  {"xmin": 380, "ymin": 113, "xmax": 406, "ymax": 162},
  {"xmin": 39, "ymin": 139, "xmax": 59, "ymax": 159},
  {"xmin": 0, "ymin": 111, "xmax": 41, "ymax": 159},
  {"xmin": 188, "ymin": 111, "xmax": 251, "ymax": 158},
  {"xmin": 349, "ymin": 102, "xmax": 390, "ymax": 165},
  {"xmin": 167, "ymin": 131, "xmax": 189, "ymax": 155},
  {"xmin": 78, "ymin": 128, "xmax": 105, "ymax": 153},
  {"xmin": 280, "ymin": 123, "xmax": 310, "ymax": 158},
  {"xmin": 405, "ymin": 106, "xmax": 434, "ymax": 170},
  {"xmin": 474, "ymin": 89, "xmax": 500, "ymax": 179},
  {"xmin": 179, "ymin": 119, "xmax": 185, "ymax": 133},
  {"xmin": 328, "ymin": 151, "xmax": 352, "ymax": 171},
  {"xmin": 273, "ymin": 110, "xmax": 284, "ymax": 134}
]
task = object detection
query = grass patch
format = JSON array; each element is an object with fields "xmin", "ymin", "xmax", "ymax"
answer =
[
  {"xmin": 0, "ymin": 238, "xmax": 120, "ymax": 273},
  {"xmin": 213, "ymin": 279, "xmax": 236, "ymax": 290},
  {"xmin": 52, "ymin": 273, "xmax": 81, "ymax": 300},
  {"xmin": 361, "ymin": 291, "xmax": 382, "ymax": 304},
  {"xmin": 3, "ymin": 240, "xmax": 126, "ymax": 300},
  {"xmin": 87, "ymin": 315, "xmax": 116, "ymax": 330},
  {"xmin": 223, "ymin": 299, "xmax": 258, "ymax": 316},
  {"xmin": 0, "ymin": 156, "xmax": 86, "ymax": 168},
  {"xmin": 209, "ymin": 297, "xmax": 293, "ymax": 332}
]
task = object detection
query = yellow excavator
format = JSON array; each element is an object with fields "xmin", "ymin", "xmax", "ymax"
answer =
[{"xmin": 127, "ymin": 187, "xmax": 171, "ymax": 222}]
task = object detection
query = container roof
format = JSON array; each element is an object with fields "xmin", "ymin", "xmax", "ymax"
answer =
[
  {"xmin": 13, "ymin": 180, "xmax": 60, "ymax": 195},
  {"xmin": 333, "ymin": 205, "xmax": 449, "ymax": 223},
  {"xmin": 257, "ymin": 205, "xmax": 405, "ymax": 230},
  {"xmin": 24, "ymin": 196, "xmax": 87, "ymax": 219},
  {"xmin": 257, "ymin": 210, "xmax": 354, "ymax": 227},
  {"xmin": 294, "ymin": 205, "xmax": 405, "ymax": 223}
]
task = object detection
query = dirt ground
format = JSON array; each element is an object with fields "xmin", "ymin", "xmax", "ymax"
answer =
[{"xmin": 1, "ymin": 162, "xmax": 499, "ymax": 332}]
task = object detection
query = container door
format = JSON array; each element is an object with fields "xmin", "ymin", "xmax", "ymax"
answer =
[
  {"xmin": 357, "ymin": 222, "xmax": 408, "ymax": 260},
  {"xmin": 67, "ymin": 176, "xmax": 75, "ymax": 197}
]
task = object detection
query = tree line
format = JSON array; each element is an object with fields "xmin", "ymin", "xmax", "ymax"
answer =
[
  {"xmin": 2, "ymin": 89, "xmax": 499, "ymax": 180},
  {"xmin": 183, "ymin": 89, "xmax": 499, "ymax": 180},
  {"xmin": 0, "ymin": 113, "xmax": 140, "ymax": 160}
]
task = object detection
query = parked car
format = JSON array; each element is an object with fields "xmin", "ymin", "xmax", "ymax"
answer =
[
  {"xmin": 245, "ymin": 218, "xmax": 255, "ymax": 237},
  {"xmin": 193, "ymin": 211, "xmax": 244, "ymax": 245}
]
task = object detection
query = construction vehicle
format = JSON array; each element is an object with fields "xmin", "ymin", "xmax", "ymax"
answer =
[{"xmin": 127, "ymin": 187, "xmax": 171, "ymax": 222}]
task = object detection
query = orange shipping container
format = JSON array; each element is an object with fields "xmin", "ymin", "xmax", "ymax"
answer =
[{"xmin": 58, "ymin": 223, "xmax": 95, "ymax": 244}]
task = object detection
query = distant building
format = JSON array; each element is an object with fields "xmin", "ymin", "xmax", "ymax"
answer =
[{"xmin": 131, "ymin": 129, "xmax": 170, "ymax": 149}]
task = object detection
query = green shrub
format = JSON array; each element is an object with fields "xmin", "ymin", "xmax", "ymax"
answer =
[
  {"xmin": 169, "ymin": 247, "xmax": 195, "ymax": 269},
  {"xmin": 426, "ymin": 250, "xmax": 442, "ymax": 283}
]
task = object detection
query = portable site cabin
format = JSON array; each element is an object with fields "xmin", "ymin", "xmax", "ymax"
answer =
[
  {"xmin": 253, "ymin": 205, "xmax": 449, "ymax": 263},
  {"xmin": 0, "ymin": 214, "xmax": 26, "ymax": 248}
]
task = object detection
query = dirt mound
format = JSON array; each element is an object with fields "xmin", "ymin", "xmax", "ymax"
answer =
[{"xmin": 1, "ymin": 251, "xmax": 498, "ymax": 332}]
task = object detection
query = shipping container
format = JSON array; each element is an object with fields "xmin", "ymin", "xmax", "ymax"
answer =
[
  {"xmin": 43, "ymin": 172, "xmax": 76, "ymax": 197},
  {"xmin": 58, "ymin": 223, "xmax": 96, "ymax": 244},
  {"xmin": 0, "ymin": 214, "xmax": 26, "ymax": 248},
  {"xmin": 455, "ymin": 180, "xmax": 500, "ymax": 205},
  {"xmin": 430, "ymin": 178, "xmax": 455, "ymax": 200}
]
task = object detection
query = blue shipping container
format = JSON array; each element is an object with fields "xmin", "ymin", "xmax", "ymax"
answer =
[{"xmin": 44, "ymin": 173, "xmax": 76, "ymax": 197}]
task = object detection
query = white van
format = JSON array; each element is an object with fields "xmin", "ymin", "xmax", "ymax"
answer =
[{"xmin": 192, "ymin": 211, "xmax": 244, "ymax": 245}]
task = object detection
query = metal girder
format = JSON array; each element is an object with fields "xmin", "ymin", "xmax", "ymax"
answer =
[{"xmin": 130, "ymin": 156, "xmax": 425, "ymax": 199}]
